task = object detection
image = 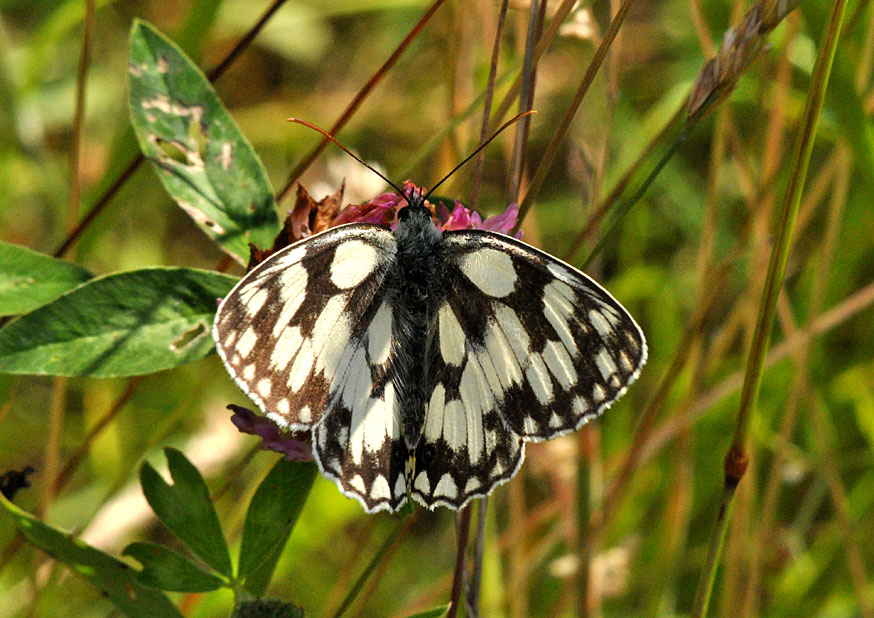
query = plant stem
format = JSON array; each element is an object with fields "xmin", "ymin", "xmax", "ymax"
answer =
[
  {"xmin": 448, "ymin": 505, "xmax": 472, "ymax": 618},
  {"xmin": 331, "ymin": 519, "xmax": 409, "ymax": 618},
  {"xmin": 690, "ymin": 1, "xmax": 847, "ymax": 615}
]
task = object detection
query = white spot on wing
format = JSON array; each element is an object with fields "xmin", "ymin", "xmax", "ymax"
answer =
[
  {"xmin": 271, "ymin": 325, "xmax": 304, "ymax": 370},
  {"xmin": 271, "ymin": 264, "xmax": 308, "ymax": 338},
  {"xmin": 484, "ymin": 322, "xmax": 523, "ymax": 388},
  {"xmin": 595, "ymin": 348, "xmax": 617, "ymax": 381},
  {"xmin": 493, "ymin": 304, "xmax": 530, "ymax": 359},
  {"xmin": 246, "ymin": 286, "xmax": 269, "ymax": 317},
  {"xmin": 543, "ymin": 340, "xmax": 577, "ymax": 388},
  {"xmin": 394, "ymin": 475, "xmax": 406, "ymax": 500},
  {"xmin": 525, "ymin": 353, "xmax": 553, "ymax": 405},
  {"xmin": 523, "ymin": 415, "xmax": 539, "ymax": 434},
  {"xmin": 242, "ymin": 364, "xmax": 256, "ymax": 381},
  {"xmin": 299, "ymin": 405, "xmax": 312, "ymax": 424},
  {"xmin": 368, "ymin": 302, "xmax": 392, "ymax": 365},
  {"xmin": 424, "ymin": 384, "xmax": 446, "ymax": 444},
  {"xmin": 441, "ymin": 399, "xmax": 467, "ymax": 451},
  {"xmin": 589, "ymin": 309, "xmax": 613, "ymax": 338},
  {"xmin": 434, "ymin": 473, "xmax": 458, "ymax": 499},
  {"xmin": 331, "ymin": 240, "xmax": 378, "ymax": 289},
  {"xmin": 464, "ymin": 477, "xmax": 481, "ymax": 493},
  {"xmin": 414, "ymin": 472, "xmax": 430, "ymax": 495},
  {"xmin": 256, "ymin": 377, "xmax": 272, "ymax": 398},
  {"xmin": 237, "ymin": 326, "xmax": 259, "ymax": 358},
  {"xmin": 340, "ymin": 347, "xmax": 368, "ymax": 409},
  {"xmin": 288, "ymin": 337, "xmax": 314, "ymax": 391},
  {"xmin": 458, "ymin": 362, "xmax": 487, "ymax": 460},
  {"xmin": 438, "ymin": 303, "xmax": 466, "ymax": 366},
  {"xmin": 458, "ymin": 248, "xmax": 517, "ymax": 297},
  {"xmin": 312, "ymin": 295, "xmax": 351, "ymax": 376},
  {"xmin": 276, "ymin": 399, "xmax": 290, "ymax": 416},
  {"xmin": 371, "ymin": 475, "xmax": 391, "ymax": 501},
  {"xmin": 543, "ymin": 281, "xmax": 579, "ymax": 355},
  {"xmin": 349, "ymin": 474, "xmax": 366, "ymax": 494},
  {"xmin": 593, "ymin": 383, "xmax": 607, "ymax": 402}
]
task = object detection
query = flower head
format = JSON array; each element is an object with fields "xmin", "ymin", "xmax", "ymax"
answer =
[
  {"xmin": 228, "ymin": 404, "xmax": 313, "ymax": 461},
  {"xmin": 333, "ymin": 181, "xmax": 522, "ymax": 237}
]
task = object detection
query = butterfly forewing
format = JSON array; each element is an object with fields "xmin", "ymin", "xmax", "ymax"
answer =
[
  {"xmin": 408, "ymin": 230, "xmax": 646, "ymax": 510},
  {"xmin": 213, "ymin": 225, "xmax": 397, "ymax": 432}
]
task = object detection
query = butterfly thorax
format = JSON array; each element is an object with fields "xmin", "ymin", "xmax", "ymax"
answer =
[{"xmin": 388, "ymin": 204, "xmax": 445, "ymax": 449}]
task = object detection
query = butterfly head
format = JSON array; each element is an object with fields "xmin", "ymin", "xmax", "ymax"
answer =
[{"xmin": 397, "ymin": 187, "xmax": 432, "ymax": 223}]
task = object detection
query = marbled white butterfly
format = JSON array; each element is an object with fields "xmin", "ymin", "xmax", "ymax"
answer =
[{"xmin": 213, "ymin": 185, "xmax": 647, "ymax": 513}]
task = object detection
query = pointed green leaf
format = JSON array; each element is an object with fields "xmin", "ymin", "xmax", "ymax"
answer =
[
  {"xmin": 0, "ymin": 493, "xmax": 183, "ymax": 618},
  {"xmin": 239, "ymin": 460, "xmax": 316, "ymax": 595},
  {"xmin": 140, "ymin": 448, "xmax": 232, "ymax": 577},
  {"xmin": 0, "ymin": 267, "xmax": 236, "ymax": 377},
  {"xmin": 123, "ymin": 542, "xmax": 227, "ymax": 592},
  {"xmin": 403, "ymin": 605, "xmax": 451, "ymax": 618},
  {"xmin": 128, "ymin": 19, "xmax": 279, "ymax": 264},
  {"xmin": 0, "ymin": 241, "xmax": 92, "ymax": 315}
]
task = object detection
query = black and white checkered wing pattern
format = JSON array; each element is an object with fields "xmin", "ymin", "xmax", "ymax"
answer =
[
  {"xmin": 410, "ymin": 230, "xmax": 647, "ymax": 509},
  {"xmin": 214, "ymin": 224, "xmax": 409, "ymax": 512}
]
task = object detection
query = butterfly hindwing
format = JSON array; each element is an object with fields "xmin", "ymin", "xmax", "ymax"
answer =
[{"xmin": 410, "ymin": 230, "xmax": 646, "ymax": 509}]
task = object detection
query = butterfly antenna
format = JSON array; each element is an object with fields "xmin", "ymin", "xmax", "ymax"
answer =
[
  {"xmin": 287, "ymin": 117, "xmax": 409, "ymax": 201},
  {"xmin": 424, "ymin": 110, "xmax": 537, "ymax": 200}
]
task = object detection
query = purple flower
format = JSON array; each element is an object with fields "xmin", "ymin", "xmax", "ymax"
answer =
[
  {"xmin": 332, "ymin": 181, "xmax": 521, "ymax": 237},
  {"xmin": 480, "ymin": 202, "xmax": 522, "ymax": 238},
  {"xmin": 228, "ymin": 404, "xmax": 313, "ymax": 461}
]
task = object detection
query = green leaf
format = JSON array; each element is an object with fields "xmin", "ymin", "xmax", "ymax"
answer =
[
  {"xmin": 123, "ymin": 541, "xmax": 227, "ymax": 592},
  {"xmin": 0, "ymin": 493, "xmax": 183, "ymax": 618},
  {"xmin": 0, "ymin": 241, "xmax": 92, "ymax": 315},
  {"xmin": 128, "ymin": 19, "xmax": 279, "ymax": 264},
  {"xmin": 140, "ymin": 448, "xmax": 233, "ymax": 577},
  {"xmin": 239, "ymin": 460, "xmax": 316, "ymax": 596},
  {"xmin": 403, "ymin": 605, "xmax": 451, "ymax": 618},
  {"xmin": 0, "ymin": 267, "xmax": 236, "ymax": 377}
]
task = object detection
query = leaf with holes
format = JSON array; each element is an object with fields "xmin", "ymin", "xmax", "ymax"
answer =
[
  {"xmin": 128, "ymin": 19, "xmax": 280, "ymax": 264},
  {"xmin": 0, "ymin": 267, "xmax": 235, "ymax": 377},
  {"xmin": 0, "ymin": 493, "xmax": 183, "ymax": 618},
  {"xmin": 0, "ymin": 241, "xmax": 92, "ymax": 316}
]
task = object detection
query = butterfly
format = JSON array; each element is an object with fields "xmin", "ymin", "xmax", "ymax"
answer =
[{"xmin": 212, "ymin": 189, "xmax": 647, "ymax": 513}]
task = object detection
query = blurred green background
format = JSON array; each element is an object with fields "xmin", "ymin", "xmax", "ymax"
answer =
[{"xmin": 1, "ymin": 0, "xmax": 873, "ymax": 616}]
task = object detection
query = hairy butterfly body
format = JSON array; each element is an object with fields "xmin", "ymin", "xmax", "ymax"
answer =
[{"xmin": 213, "ymin": 196, "xmax": 646, "ymax": 512}]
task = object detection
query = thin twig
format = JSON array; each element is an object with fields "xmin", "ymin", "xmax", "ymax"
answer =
[
  {"xmin": 469, "ymin": 0, "xmax": 509, "ymax": 211},
  {"xmin": 506, "ymin": 0, "xmax": 543, "ymax": 204},
  {"xmin": 276, "ymin": 0, "xmax": 449, "ymax": 205},
  {"xmin": 330, "ymin": 518, "xmax": 411, "ymax": 618},
  {"xmin": 518, "ymin": 0, "xmax": 637, "ymax": 223}
]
